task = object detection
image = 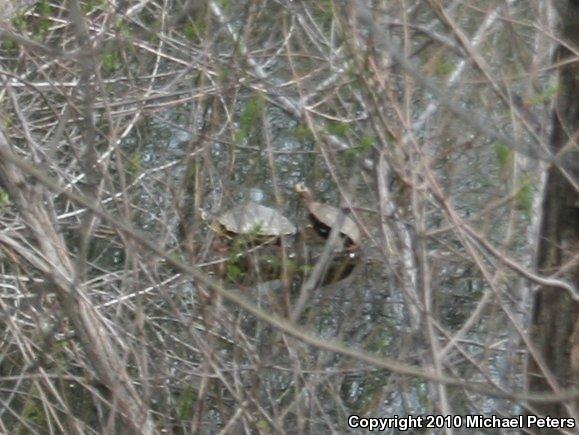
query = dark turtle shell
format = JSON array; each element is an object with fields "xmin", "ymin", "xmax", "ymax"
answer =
[{"xmin": 295, "ymin": 183, "xmax": 361, "ymax": 246}]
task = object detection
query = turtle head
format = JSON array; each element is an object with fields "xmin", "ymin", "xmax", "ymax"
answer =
[
  {"xmin": 294, "ymin": 182, "xmax": 314, "ymax": 202},
  {"xmin": 199, "ymin": 208, "xmax": 210, "ymax": 221},
  {"xmin": 199, "ymin": 209, "xmax": 224, "ymax": 234}
]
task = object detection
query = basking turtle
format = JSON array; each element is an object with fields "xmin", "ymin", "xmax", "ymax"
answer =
[
  {"xmin": 294, "ymin": 182, "xmax": 361, "ymax": 246},
  {"xmin": 212, "ymin": 202, "xmax": 296, "ymax": 242}
]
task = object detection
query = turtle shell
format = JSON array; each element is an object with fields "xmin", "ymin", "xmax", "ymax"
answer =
[
  {"xmin": 295, "ymin": 182, "xmax": 361, "ymax": 246},
  {"xmin": 215, "ymin": 203, "xmax": 296, "ymax": 237},
  {"xmin": 307, "ymin": 202, "xmax": 361, "ymax": 246}
]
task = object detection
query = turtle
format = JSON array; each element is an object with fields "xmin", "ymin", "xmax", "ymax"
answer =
[
  {"xmin": 212, "ymin": 202, "xmax": 297, "ymax": 242},
  {"xmin": 294, "ymin": 182, "xmax": 361, "ymax": 246}
]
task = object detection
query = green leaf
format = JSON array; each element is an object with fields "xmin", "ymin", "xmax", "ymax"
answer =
[
  {"xmin": 102, "ymin": 50, "xmax": 122, "ymax": 74},
  {"xmin": 239, "ymin": 95, "xmax": 264, "ymax": 135},
  {"xmin": 528, "ymin": 84, "xmax": 558, "ymax": 105},
  {"xmin": 36, "ymin": 0, "xmax": 51, "ymax": 16},
  {"xmin": 314, "ymin": 0, "xmax": 335, "ymax": 25},
  {"xmin": 343, "ymin": 148, "xmax": 358, "ymax": 162},
  {"xmin": 247, "ymin": 222, "xmax": 265, "ymax": 236},
  {"xmin": 359, "ymin": 136, "xmax": 374, "ymax": 152},
  {"xmin": 435, "ymin": 58, "xmax": 454, "ymax": 77},
  {"xmin": 327, "ymin": 122, "xmax": 349, "ymax": 137},
  {"xmin": 120, "ymin": 23, "xmax": 132, "ymax": 38},
  {"xmin": 11, "ymin": 15, "xmax": 26, "ymax": 31},
  {"xmin": 493, "ymin": 141, "xmax": 512, "ymax": 171},
  {"xmin": 2, "ymin": 38, "xmax": 16, "ymax": 50},
  {"xmin": 127, "ymin": 152, "xmax": 141, "ymax": 178},
  {"xmin": 184, "ymin": 16, "xmax": 206, "ymax": 41},
  {"xmin": 216, "ymin": 0, "xmax": 231, "ymax": 11},
  {"xmin": 256, "ymin": 420, "xmax": 269, "ymax": 430},
  {"xmin": 177, "ymin": 385, "xmax": 197, "ymax": 420},
  {"xmin": 184, "ymin": 23, "xmax": 197, "ymax": 40},
  {"xmin": 342, "ymin": 136, "xmax": 374, "ymax": 162},
  {"xmin": 294, "ymin": 125, "xmax": 314, "ymax": 141},
  {"xmin": 233, "ymin": 129, "xmax": 247, "ymax": 144},
  {"xmin": 37, "ymin": 18, "xmax": 50, "ymax": 38},
  {"xmin": 0, "ymin": 188, "xmax": 9, "ymax": 206},
  {"xmin": 226, "ymin": 263, "xmax": 244, "ymax": 281},
  {"xmin": 516, "ymin": 179, "xmax": 533, "ymax": 215}
]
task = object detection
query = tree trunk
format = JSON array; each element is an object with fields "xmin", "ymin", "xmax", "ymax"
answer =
[{"xmin": 526, "ymin": 0, "xmax": 579, "ymax": 424}]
